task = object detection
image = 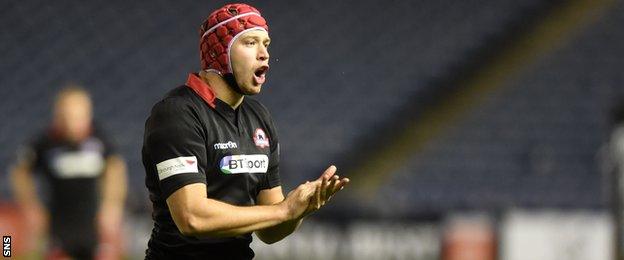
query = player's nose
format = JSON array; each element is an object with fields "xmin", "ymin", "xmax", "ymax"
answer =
[{"xmin": 258, "ymin": 46, "xmax": 269, "ymax": 61}]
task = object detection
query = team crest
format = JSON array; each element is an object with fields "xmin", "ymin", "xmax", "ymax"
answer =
[{"xmin": 253, "ymin": 128, "xmax": 270, "ymax": 148}]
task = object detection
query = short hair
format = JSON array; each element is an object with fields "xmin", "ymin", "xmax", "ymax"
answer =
[{"xmin": 54, "ymin": 84, "xmax": 91, "ymax": 104}]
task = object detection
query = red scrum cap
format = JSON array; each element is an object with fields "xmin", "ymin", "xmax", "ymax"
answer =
[{"xmin": 199, "ymin": 3, "xmax": 269, "ymax": 75}]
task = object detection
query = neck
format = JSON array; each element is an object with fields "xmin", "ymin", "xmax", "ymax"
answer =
[{"xmin": 199, "ymin": 71, "xmax": 244, "ymax": 109}]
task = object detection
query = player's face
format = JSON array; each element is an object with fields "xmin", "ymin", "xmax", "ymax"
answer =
[
  {"xmin": 54, "ymin": 92, "xmax": 92, "ymax": 142},
  {"xmin": 230, "ymin": 30, "xmax": 270, "ymax": 95}
]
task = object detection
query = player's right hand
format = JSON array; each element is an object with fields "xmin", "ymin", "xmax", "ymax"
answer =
[
  {"xmin": 282, "ymin": 182, "xmax": 316, "ymax": 220},
  {"xmin": 303, "ymin": 165, "xmax": 349, "ymax": 216}
]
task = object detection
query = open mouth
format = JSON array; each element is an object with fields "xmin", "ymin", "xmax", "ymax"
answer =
[{"xmin": 253, "ymin": 65, "xmax": 269, "ymax": 85}]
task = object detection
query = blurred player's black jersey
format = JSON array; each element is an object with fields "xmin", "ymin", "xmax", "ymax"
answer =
[
  {"xmin": 143, "ymin": 73, "xmax": 281, "ymax": 259},
  {"xmin": 21, "ymin": 125, "xmax": 115, "ymax": 256}
]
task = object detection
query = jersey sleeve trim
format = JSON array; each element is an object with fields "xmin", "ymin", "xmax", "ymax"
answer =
[{"xmin": 160, "ymin": 173, "xmax": 207, "ymax": 200}]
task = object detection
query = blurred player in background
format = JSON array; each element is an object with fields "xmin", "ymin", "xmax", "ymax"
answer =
[
  {"xmin": 10, "ymin": 86, "xmax": 127, "ymax": 259},
  {"xmin": 142, "ymin": 3, "xmax": 349, "ymax": 259}
]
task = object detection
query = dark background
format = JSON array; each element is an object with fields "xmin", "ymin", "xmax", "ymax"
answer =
[{"xmin": 1, "ymin": 0, "xmax": 623, "ymax": 258}]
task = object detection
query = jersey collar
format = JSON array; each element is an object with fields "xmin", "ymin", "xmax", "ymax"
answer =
[{"xmin": 186, "ymin": 73, "xmax": 216, "ymax": 108}]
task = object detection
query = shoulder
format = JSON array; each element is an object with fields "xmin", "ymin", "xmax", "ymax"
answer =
[
  {"xmin": 149, "ymin": 86, "xmax": 200, "ymax": 120},
  {"xmin": 244, "ymin": 97, "xmax": 273, "ymax": 120},
  {"xmin": 145, "ymin": 86, "xmax": 207, "ymax": 137},
  {"xmin": 18, "ymin": 129, "xmax": 51, "ymax": 162},
  {"xmin": 90, "ymin": 123, "xmax": 117, "ymax": 150},
  {"xmin": 29, "ymin": 128, "xmax": 54, "ymax": 149},
  {"xmin": 244, "ymin": 98, "xmax": 279, "ymax": 139}
]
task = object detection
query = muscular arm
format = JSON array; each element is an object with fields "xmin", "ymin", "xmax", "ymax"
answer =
[
  {"xmin": 255, "ymin": 166, "xmax": 351, "ymax": 244},
  {"xmin": 10, "ymin": 162, "xmax": 40, "ymax": 208},
  {"xmin": 255, "ymin": 186, "xmax": 303, "ymax": 244},
  {"xmin": 97, "ymin": 155, "xmax": 127, "ymax": 242},
  {"xmin": 99, "ymin": 155, "xmax": 127, "ymax": 214},
  {"xmin": 166, "ymin": 182, "xmax": 314, "ymax": 238}
]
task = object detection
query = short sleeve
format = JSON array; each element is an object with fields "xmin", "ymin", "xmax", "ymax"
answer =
[
  {"xmin": 92, "ymin": 123, "xmax": 117, "ymax": 157},
  {"xmin": 259, "ymin": 109, "xmax": 281, "ymax": 190},
  {"xmin": 16, "ymin": 141, "xmax": 40, "ymax": 170},
  {"xmin": 144, "ymin": 99, "xmax": 208, "ymax": 199}
]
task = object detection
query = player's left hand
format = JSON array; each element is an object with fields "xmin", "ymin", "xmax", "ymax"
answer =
[{"xmin": 303, "ymin": 165, "xmax": 349, "ymax": 217}]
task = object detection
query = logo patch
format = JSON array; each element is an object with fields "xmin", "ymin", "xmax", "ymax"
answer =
[
  {"xmin": 51, "ymin": 151, "xmax": 105, "ymax": 179},
  {"xmin": 219, "ymin": 154, "xmax": 268, "ymax": 174},
  {"xmin": 213, "ymin": 141, "xmax": 238, "ymax": 150},
  {"xmin": 253, "ymin": 128, "xmax": 270, "ymax": 148},
  {"xmin": 156, "ymin": 156, "xmax": 198, "ymax": 180}
]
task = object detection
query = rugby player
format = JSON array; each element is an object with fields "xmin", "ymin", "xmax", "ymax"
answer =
[
  {"xmin": 10, "ymin": 86, "xmax": 127, "ymax": 259},
  {"xmin": 142, "ymin": 3, "xmax": 349, "ymax": 259}
]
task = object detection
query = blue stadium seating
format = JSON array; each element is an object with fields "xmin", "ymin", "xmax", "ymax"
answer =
[
  {"xmin": 375, "ymin": 1, "xmax": 624, "ymax": 216},
  {"xmin": 6, "ymin": 0, "xmax": 606, "ymax": 216}
]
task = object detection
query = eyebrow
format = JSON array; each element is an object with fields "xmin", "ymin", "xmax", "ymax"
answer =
[{"xmin": 243, "ymin": 35, "xmax": 271, "ymax": 43}]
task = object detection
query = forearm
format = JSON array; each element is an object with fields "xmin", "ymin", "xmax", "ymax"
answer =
[
  {"xmin": 168, "ymin": 182, "xmax": 316, "ymax": 238},
  {"xmin": 100, "ymin": 156, "xmax": 127, "ymax": 210},
  {"xmin": 171, "ymin": 196, "xmax": 289, "ymax": 238},
  {"xmin": 199, "ymin": 199, "xmax": 288, "ymax": 237},
  {"xmin": 10, "ymin": 164, "xmax": 48, "ymax": 237},
  {"xmin": 256, "ymin": 217, "xmax": 303, "ymax": 244},
  {"xmin": 10, "ymin": 165, "xmax": 43, "ymax": 208}
]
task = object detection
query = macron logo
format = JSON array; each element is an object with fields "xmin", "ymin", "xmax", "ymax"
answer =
[
  {"xmin": 214, "ymin": 141, "xmax": 238, "ymax": 150},
  {"xmin": 156, "ymin": 156, "xmax": 198, "ymax": 180}
]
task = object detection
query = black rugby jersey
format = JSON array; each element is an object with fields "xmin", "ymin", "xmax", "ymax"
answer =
[
  {"xmin": 143, "ymin": 73, "xmax": 281, "ymax": 259},
  {"xmin": 20, "ymin": 125, "xmax": 115, "ymax": 256}
]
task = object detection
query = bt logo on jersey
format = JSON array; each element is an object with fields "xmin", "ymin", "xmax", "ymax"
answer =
[{"xmin": 220, "ymin": 154, "xmax": 268, "ymax": 174}]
